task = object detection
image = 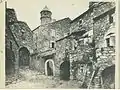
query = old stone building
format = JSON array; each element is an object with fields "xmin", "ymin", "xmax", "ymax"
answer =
[
  {"xmin": 6, "ymin": 8, "xmax": 35, "ymax": 84},
  {"xmin": 39, "ymin": 2, "xmax": 115, "ymax": 88},
  {"xmin": 93, "ymin": 6, "xmax": 115, "ymax": 88},
  {"xmin": 6, "ymin": 1, "xmax": 116, "ymax": 89},
  {"xmin": 32, "ymin": 2, "xmax": 116, "ymax": 88},
  {"xmin": 68, "ymin": 2, "xmax": 116, "ymax": 88},
  {"xmin": 32, "ymin": 6, "xmax": 71, "ymax": 76}
]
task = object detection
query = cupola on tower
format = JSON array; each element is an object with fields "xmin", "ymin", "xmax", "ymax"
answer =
[{"xmin": 40, "ymin": 6, "xmax": 52, "ymax": 25}]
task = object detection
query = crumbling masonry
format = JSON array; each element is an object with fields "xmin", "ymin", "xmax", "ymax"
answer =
[{"xmin": 6, "ymin": 2, "xmax": 115, "ymax": 88}]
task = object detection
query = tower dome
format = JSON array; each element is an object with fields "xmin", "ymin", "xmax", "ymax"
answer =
[
  {"xmin": 40, "ymin": 6, "xmax": 52, "ymax": 25},
  {"xmin": 42, "ymin": 5, "xmax": 50, "ymax": 11}
]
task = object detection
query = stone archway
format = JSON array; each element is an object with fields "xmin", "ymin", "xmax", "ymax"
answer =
[
  {"xmin": 101, "ymin": 65, "xmax": 115, "ymax": 89},
  {"xmin": 45, "ymin": 59, "xmax": 55, "ymax": 76},
  {"xmin": 19, "ymin": 47, "xmax": 30, "ymax": 68},
  {"xmin": 60, "ymin": 60, "xmax": 70, "ymax": 80}
]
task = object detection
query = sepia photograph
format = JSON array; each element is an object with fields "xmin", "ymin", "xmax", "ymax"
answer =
[{"xmin": 2, "ymin": 0, "xmax": 117, "ymax": 89}]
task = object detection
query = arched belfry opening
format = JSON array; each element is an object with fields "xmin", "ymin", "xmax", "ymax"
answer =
[
  {"xmin": 45, "ymin": 59, "xmax": 55, "ymax": 76},
  {"xmin": 19, "ymin": 47, "xmax": 30, "ymax": 68},
  {"xmin": 101, "ymin": 65, "xmax": 115, "ymax": 89}
]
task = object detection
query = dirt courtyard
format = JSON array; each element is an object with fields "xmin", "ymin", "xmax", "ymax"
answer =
[{"xmin": 6, "ymin": 68, "xmax": 82, "ymax": 89}]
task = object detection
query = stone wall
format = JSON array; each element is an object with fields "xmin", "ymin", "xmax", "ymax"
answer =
[
  {"xmin": 69, "ymin": 3, "xmax": 94, "ymax": 83},
  {"xmin": 5, "ymin": 27, "xmax": 19, "ymax": 84},
  {"xmin": 69, "ymin": 2, "xmax": 116, "ymax": 88},
  {"xmin": 70, "ymin": 9, "xmax": 93, "ymax": 34},
  {"xmin": 93, "ymin": 7, "xmax": 115, "ymax": 65},
  {"xmin": 55, "ymin": 38, "xmax": 71, "ymax": 75},
  {"xmin": 92, "ymin": 6, "xmax": 115, "ymax": 88},
  {"xmin": 93, "ymin": 8, "xmax": 115, "ymax": 48},
  {"xmin": 8, "ymin": 21, "xmax": 34, "ymax": 53},
  {"xmin": 32, "ymin": 18, "xmax": 71, "ymax": 74},
  {"xmin": 33, "ymin": 18, "xmax": 71, "ymax": 52},
  {"xmin": 5, "ymin": 9, "xmax": 19, "ymax": 84},
  {"xmin": 93, "ymin": 2, "xmax": 115, "ymax": 18},
  {"xmin": 52, "ymin": 18, "xmax": 71, "ymax": 40},
  {"xmin": 6, "ymin": 8, "xmax": 35, "ymax": 84},
  {"xmin": 6, "ymin": 8, "xmax": 18, "ymax": 23},
  {"xmin": 6, "ymin": 8, "xmax": 34, "ymax": 54},
  {"xmin": 96, "ymin": 47, "xmax": 115, "ymax": 70}
]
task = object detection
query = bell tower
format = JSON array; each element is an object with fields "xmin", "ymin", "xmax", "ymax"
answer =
[{"xmin": 40, "ymin": 6, "xmax": 52, "ymax": 25}]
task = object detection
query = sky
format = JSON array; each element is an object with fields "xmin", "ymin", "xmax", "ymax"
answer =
[{"xmin": 7, "ymin": 0, "xmax": 89, "ymax": 30}]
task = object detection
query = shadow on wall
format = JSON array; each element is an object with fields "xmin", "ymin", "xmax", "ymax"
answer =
[
  {"xmin": 5, "ymin": 47, "xmax": 15, "ymax": 75},
  {"xmin": 101, "ymin": 65, "xmax": 115, "ymax": 89},
  {"xmin": 19, "ymin": 47, "xmax": 30, "ymax": 68},
  {"xmin": 5, "ymin": 48, "xmax": 16, "ymax": 85},
  {"xmin": 60, "ymin": 60, "xmax": 70, "ymax": 81}
]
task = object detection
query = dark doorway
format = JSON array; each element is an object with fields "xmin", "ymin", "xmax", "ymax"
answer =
[
  {"xmin": 101, "ymin": 65, "xmax": 115, "ymax": 89},
  {"xmin": 47, "ymin": 62, "xmax": 53, "ymax": 76},
  {"xmin": 60, "ymin": 60, "xmax": 70, "ymax": 80},
  {"xmin": 19, "ymin": 47, "xmax": 30, "ymax": 68}
]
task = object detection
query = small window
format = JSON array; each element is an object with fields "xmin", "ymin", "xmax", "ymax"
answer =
[
  {"xmin": 106, "ymin": 38, "xmax": 110, "ymax": 47},
  {"xmin": 10, "ymin": 41, "xmax": 12, "ymax": 50},
  {"xmin": 52, "ymin": 42, "xmax": 55, "ymax": 48},
  {"xmin": 79, "ymin": 19, "xmax": 82, "ymax": 24},
  {"xmin": 109, "ymin": 14, "xmax": 113, "ymax": 24},
  {"xmin": 74, "ymin": 46, "xmax": 77, "ymax": 50},
  {"xmin": 51, "ymin": 29, "xmax": 55, "ymax": 37},
  {"xmin": 110, "ymin": 36, "xmax": 115, "ymax": 47},
  {"xmin": 44, "ymin": 12, "xmax": 47, "ymax": 15},
  {"xmin": 106, "ymin": 35, "xmax": 115, "ymax": 47}
]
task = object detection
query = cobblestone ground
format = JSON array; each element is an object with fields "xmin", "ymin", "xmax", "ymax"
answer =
[{"xmin": 6, "ymin": 68, "xmax": 82, "ymax": 89}]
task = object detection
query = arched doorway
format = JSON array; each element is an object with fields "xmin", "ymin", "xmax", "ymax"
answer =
[
  {"xmin": 19, "ymin": 47, "xmax": 30, "ymax": 68},
  {"xmin": 60, "ymin": 60, "xmax": 70, "ymax": 80},
  {"xmin": 101, "ymin": 65, "xmax": 115, "ymax": 89},
  {"xmin": 45, "ymin": 59, "xmax": 55, "ymax": 76}
]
